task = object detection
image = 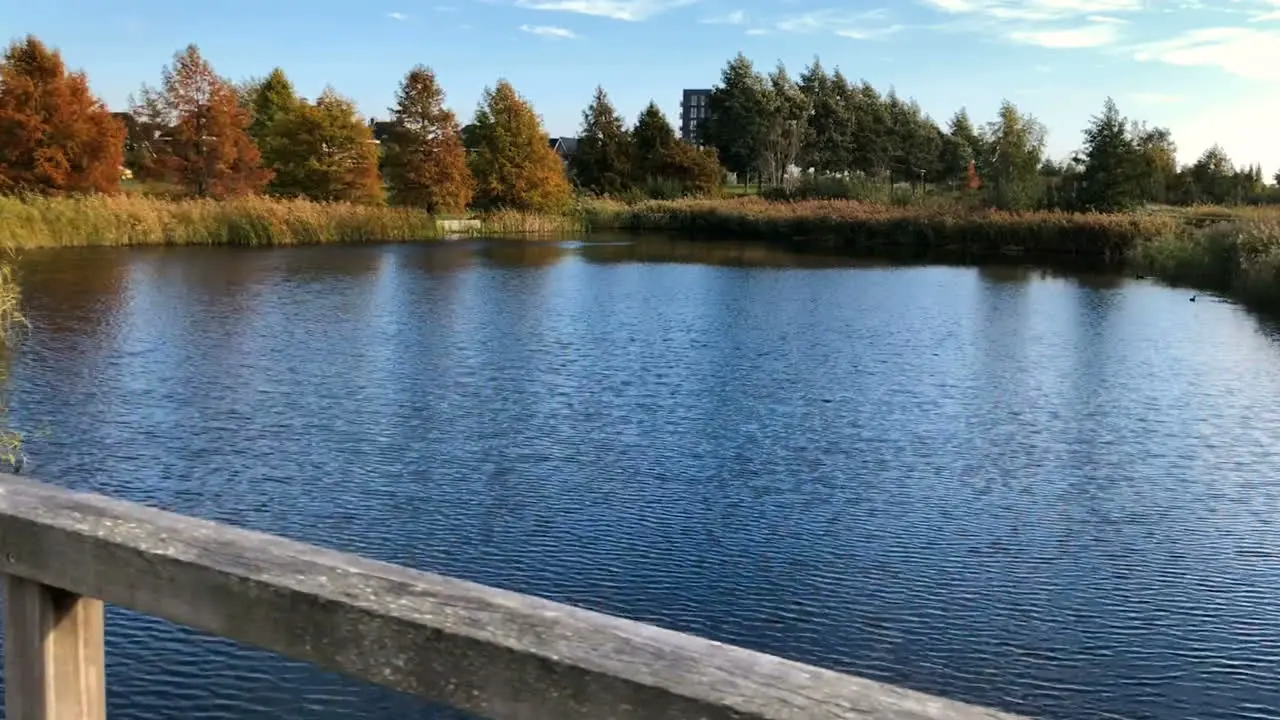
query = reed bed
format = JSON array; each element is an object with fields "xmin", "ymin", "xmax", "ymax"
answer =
[
  {"xmin": 478, "ymin": 209, "xmax": 585, "ymax": 235},
  {"xmin": 0, "ymin": 195, "xmax": 442, "ymax": 248},
  {"xmin": 1134, "ymin": 217, "xmax": 1280, "ymax": 308},
  {"xmin": 583, "ymin": 197, "xmax": 1182, "ymax": 262}
]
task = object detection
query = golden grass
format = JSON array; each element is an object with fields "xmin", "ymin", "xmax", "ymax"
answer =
[
  {"xmin": 0, "ymin": 194, "xmax": 443, "ymax": 248},
  {"xmin": 583, "ymin": 197, "xmax": 1181, "ymax": 261},
  {"xmin": 479, "ymin": 209, "xmax": 585, "ymax": 235},
  {"xmin": 1134, "ymin": 217, "xmax": 1280, "ymax": 308},
  {"xmin": 0, "ymin": 195, "xmax": 591, "ymax": 248},
  {"xmin": 0, "ymin": 242, "xmax": 24, "ymax": 469},
  {"xmin": 584, "ymin": 196, "xmax": 1280, "ymax": 311}
]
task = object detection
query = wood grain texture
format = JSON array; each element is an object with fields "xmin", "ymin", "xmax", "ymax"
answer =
[
  {"xmin": 4, "ymin": 575, "xmax": 107, "ymax": 720},
  {"xmin": 0, "ymin": 474, "xmax": 1029, "ymax": 720}
]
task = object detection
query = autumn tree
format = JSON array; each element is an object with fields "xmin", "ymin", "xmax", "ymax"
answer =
[
  {"xmin": 382, "ymin": 65, "xmax": 473, "ymax": 213},
  {"xmin": 265, "ymin": 89, "xmax": 384, "ymax": 203},
  {"xmin": 1131, "ymin": 123, "xmax": 1177, "ymax": 204},
  {"xmin": 631, "ymin": 102, "xmax": 722, "ymax": 196},
  {"xmin": 133, "ymin": 44, "xmax": 270, "ymax": 197},
  {"xmin": 980, "ymin": 99, "xmax": 1046, "ymax": 210},
  {"xmin": 570, "ymin": 86, "xmax": 632, "ymax": 195},
  {"xmin": 468, "ymin": 79, "xmax": 571, "ymax": 212},
  {"xmin": 0, "ymin": 35, "xmax": 125, "ymax": 194}
]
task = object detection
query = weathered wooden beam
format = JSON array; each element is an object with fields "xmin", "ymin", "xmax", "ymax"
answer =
[
  {"xmin": 0, "ymin": 474, "xmax": 1027, "ymax": 720},
  {"xmin": 4, "ymin": 575, "xmax": 107, "ymax": 720}
]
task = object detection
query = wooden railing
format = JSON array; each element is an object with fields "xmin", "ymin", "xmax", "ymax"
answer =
[{"xmin": 0, "ymin": 474, "xmax": 1027, "ymax": 720}]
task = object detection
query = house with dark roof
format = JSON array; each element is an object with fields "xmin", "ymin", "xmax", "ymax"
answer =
[
  {"xmin": 548, "ymin": 137, "xmax": 578, "ymax": 165},
  {"xmin": 367, "ymin": 119, "xmax": 395, "ymax": 144}
]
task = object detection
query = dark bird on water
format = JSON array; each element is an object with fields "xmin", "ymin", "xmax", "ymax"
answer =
[{"xmin": 1190, "ymin": 295, "xmax": 1197, "ymax": 302}]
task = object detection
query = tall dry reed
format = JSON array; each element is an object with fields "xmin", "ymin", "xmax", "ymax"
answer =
[
  {"xmin": 0, "ymin": 195, "xmax": 442, "ymax": 248},
  {"xmin": 583, "ymin": 197, "xmax": 1182, "ymax": 262}
]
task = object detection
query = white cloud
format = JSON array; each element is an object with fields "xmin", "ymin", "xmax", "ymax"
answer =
[
  {"xmin": 917, "ymin": 0, "xmax": 1143, "ymax": 21},
  {"xmin": 519, "ymin": 23, "xmax": 578, "ymax": 37},
  {"xmin": 1009, "ymin": 21, "xmax": 1122, "ymax": 47},
  {"xmin": 775, "ymin": 8, "xmax": 904, "ymax": 37},
  {"xmin": 702, "ymin": 9, "xmax": 747, "ymax": 24},
  {"xmin": 515, "ymin": 0, "xmax": 695, "ymax": 20},
  {"xmin": 1131, "ymin": 91, "xmax": 1185, "ymax": 104},
  {"xmin": 386, "ymin": 11, "xmax": 408, "ymax": 19},
  {"xmin": 914, "ymin": 0, "xmax": 1140, "ymax": 47},
  {"xmin": 1133, "ymin": 27, "xmax": 1280, "ymax": 79},
  {"xmin": 835, "ymin": 24, "xmax": 906, "ymax": 39}
]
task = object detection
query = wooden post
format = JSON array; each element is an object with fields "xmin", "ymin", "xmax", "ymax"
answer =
[{"xmin": 4, "ymin": 575, "xmax": 106, "ymax": 720}]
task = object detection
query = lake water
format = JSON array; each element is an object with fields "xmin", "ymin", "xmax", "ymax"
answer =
[{"xmin": 5, "ymin": 236, "xmax": 1280, "ymax": 720}]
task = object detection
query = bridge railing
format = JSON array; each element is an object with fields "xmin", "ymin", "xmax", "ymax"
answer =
[{"xmin": 0, "ymin": 474, "xmax": 1026, "ymax": 720}]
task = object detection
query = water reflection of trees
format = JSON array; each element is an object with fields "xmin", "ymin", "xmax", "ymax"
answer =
[
  {"xmin": 478, "ymin": 241, "xmax": 567, "ymax": 268},
  {"xmin": 976, "ymin": 263, "xmax": 1125, "ymax": 289},
  {"xmin": 16, "ymin": 248, "xmax": 131, "ymax": 340},
  {"xmin": 577, "ymin": 235, "xmax": 863, "ymax": 269}
]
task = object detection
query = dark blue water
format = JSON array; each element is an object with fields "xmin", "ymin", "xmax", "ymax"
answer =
[{"xmin": 6, "ymin": 237, "xmax": 1280, "ymax": 720}]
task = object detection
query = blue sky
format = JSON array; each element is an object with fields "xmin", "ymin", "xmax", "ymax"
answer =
[{"xmin": 6, "ymin": 0, "xmax": 1280, "ymax": 175}]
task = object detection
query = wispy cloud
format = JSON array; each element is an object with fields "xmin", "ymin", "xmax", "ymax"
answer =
[
  {"xmin": 774, "ymin": 8, "xmax": 905, "ymax": 38},
  {"xmin": 515, "ymin": 0, "xmax": 695, "ymax": 20},
  {"xmin": 1133, "ymin": 27, "xmax": 1280, "ymax": 80},
  {"xmin": 519, "ymin": 23, "xmax": 578, "ymax": 37},
  {"xmin": 1131, "ymin": 92, "xmax": 1185, "ymax": 104},
  {"xmin": 835, "ymin": 24, "xmax": 906, "ymax": 39},
  {"xmin": 386, "ymin": 11, "xmax": 408, "ymax": 19},
  {"xmin": 701, "ymin": 9, "xmax": 747, "ymax": 24},
  {"xmin": 917, "ymin": 0, "xmax": 1143, "ymax": 22},
  {"xmin": 914, "ymin": 0, "xmax": 1141, "ymax": 47},
  {"xmin": 1009, "ymin": 21, "xmax": 1123, "ymax": 47}
]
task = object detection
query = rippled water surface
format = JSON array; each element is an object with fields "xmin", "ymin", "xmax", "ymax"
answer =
[{"xmin": 5, "ymin": 236, "xmax": 1280, "ymax": 720}]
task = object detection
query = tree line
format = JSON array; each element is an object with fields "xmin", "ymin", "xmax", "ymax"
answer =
[
  {"xmin": 0, "ymin": 35, "xmax": 719, "ymax": 212},
  {"xmin": 695, "ymin": 53, "xmax": 1276, "ymax": 210},
  {"xmin": 1, "ymin": 35, "xmax": 1274, "ymax": 213}
]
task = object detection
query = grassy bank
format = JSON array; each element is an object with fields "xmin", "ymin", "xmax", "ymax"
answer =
[
  {"xmin": 584, "ymin": 197, "xmax": 1280, "ymax": 310},
  {"xmin": 7, "ymin": 192, "xmax": 1280, "ymax": 312},
  {"xmin": 0, "ymin": 195, "xmax": 583, "ymax": 248},
  {"xmin": 583, "ymin": 197, "xmax": 1183, "ymax": 262}
]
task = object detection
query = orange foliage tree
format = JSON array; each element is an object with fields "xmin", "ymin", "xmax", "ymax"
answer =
[
  {"xmin": 383, "ymin": 65, "xmax": 474, "ymax": 214},
  {"xmin": 966, "ymin": 159, "xmax": 982, "ymax": 191},
  {"xmin": 132, "ymin": 44, "xmax": 270, "ymax": 198},
  {"xmin": 468, "ymin": 80, "xmax": 571, "ymax": 212},
  {"xmin": 0, "ymin": 35, "xmax": 124, "ymax": 194}
]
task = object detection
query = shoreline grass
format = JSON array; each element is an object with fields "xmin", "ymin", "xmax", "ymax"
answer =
[
  {"xmin": 0, "ymin": 195, "xmax": 444, "ymax": 248},
  {"xmin": 583, "ymin": 197, "xmax": 1280, "ymax": 311},
  {"xmin": 0, "ymin": 195, "xmax": 589, "ymax": 248},
  {"xmin": 7, "ymin": 193, "xmax": 1280, "ymax": 312},
  {"xmin": 582, "ymin": 197, "xmax": 1185, "ymax": 262}
]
